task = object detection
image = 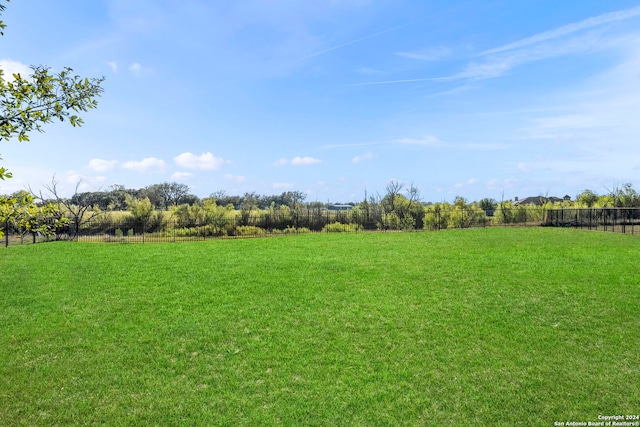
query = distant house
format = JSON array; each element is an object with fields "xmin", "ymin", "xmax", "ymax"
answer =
[{"xmin": 513, "ymin": 195, "xmax": 571, "ymax": 206}]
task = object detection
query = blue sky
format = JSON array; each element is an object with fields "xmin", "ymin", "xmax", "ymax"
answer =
[{"xmin": 2, "ymin": 0, "xmax": 640, "ymax": 203}]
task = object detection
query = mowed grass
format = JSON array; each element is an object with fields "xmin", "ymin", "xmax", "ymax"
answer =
[{"xmin": 1, "ymin": 228, "xmax": 638, "ymax": 426}]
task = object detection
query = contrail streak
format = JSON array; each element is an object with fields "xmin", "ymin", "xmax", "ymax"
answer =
[
  {"xmin": 480, "ymin": 5, "xmax": 640, "ymax": 56},
  {"xmin": 255, "ymin": 16, "xmax": 431, "ymax": 76},
  {"xmin": 346, "ymin": 77, "xmax": 436, "ymax": 86}
]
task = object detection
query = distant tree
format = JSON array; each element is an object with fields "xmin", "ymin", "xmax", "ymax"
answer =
[
  {"xmin": 478, "ymin": 198, "xmax": 498, "ymax": 212},
  {"xmin": 105, "ymin": 185, "xmax": 129, "ymax": 210},
  {"xmin": 281, "ymin": 191, "xmax": 306, "ymax": 209},
  {"xmin": 358, "ymin": 189, "xmax": 383, "ymax": 228},
  {"xmin": 71, "ymin": 191, "xmax": 111, "ymax": 211},
  {"xmin": 209, "ymin": 190, "xmax": 241, "ymax": 208},
  {"xmin": 0, "ymin": 189, "xmax": 69, "ymax": 245},
  {"xmin": 575, "ymin": 190, "xmax": 598, "ymax": 208},
  {"xmin": 242, "ymin": 192, "xmax": 261, "ymax": 210},
  {"xmin": 379, "ymin": 182, "xmax": 424, "ymax": 230},
  {"xmin": 615, "ymin": 183, "xmax": 639, "ymax": 207},
  {"xmin": 42, "ymin": 176, "xmax": 102, "ymax": 239},
  {"xmin": 382, "ymin": 180, "xmax": 404, "ymax": 213},
  {"xmin": 125, "ymin": 195, "xmax": 155, "ymax": 230},
  {"xmin": 142, "ymin": 182, "xmax": 192, "ymax": 210},
  {"xmin": 405, "ymin": 182, "xmax": 421, "ymax": 209},
  {"xmin": 0, "ymin": 191, "xmax": 29, "ymax": 243}
]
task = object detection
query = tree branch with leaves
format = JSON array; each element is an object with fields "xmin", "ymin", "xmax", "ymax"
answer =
[{"xmin": 0, "ymin": 0, "xmax": 105, "ymax": 180}]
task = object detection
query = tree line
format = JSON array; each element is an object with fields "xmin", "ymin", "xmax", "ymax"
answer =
[
  {"xmin": 2, "ymin": 2, "xmax": 640, "ymax": 242},
  {"xmin": 3, "ymin": 178, "xmax": 640, "ymax": 243}
]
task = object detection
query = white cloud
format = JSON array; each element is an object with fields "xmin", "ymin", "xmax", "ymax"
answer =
[
  {"xmin": 275, "ymin": 156, "xmax": 321, "ymax": 166},
  {"xmin": 122, "ymin": 157, "xmax": 166, "ymax": 172},
  {"xmin": 61, "ymin": 171, "xmax": 107, "ymax": 194},
  {"xmin": 352, "ymin": 152, "xmax": 373, "ymax": 163},
  {"xmin": 107, "ymin": 61, "xmax": 119, "ymax": 73},
  {"xmin": 174, "ymin": 152, "xmax": 225, "ymax": 170},
  {"xmin": 487, "ymin": 177, "xmax": 520, "ymax": 192},
  {"xmin": 224, "ymin": 174, "xmax": 245, "ymax": 183},
  {"xmin": 273, "ymin": 182, "xmax": 293, "ymax": 189},
  {"xmin": 87, "ymin": 158, "xmax": 118, "ymax": 172},
  {"xmin": 291, "ymin": 156, "xmax": 321, "ymax": 165},
  {"xmin": 128, "ymin": 62, "xmax": 153, "ymax": 76},
  {"xmin": 0, "ymin": 58, "xmax": 30, "ymax": 80},
  {"xmin": 455, "ymin": 178, "xmax": 480, "ymax": 188},
  {"xmin": 171, "ymin": 171, "xmax": 194, "ymax": 181}
]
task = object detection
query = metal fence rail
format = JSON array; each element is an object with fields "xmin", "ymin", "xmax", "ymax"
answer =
[{"xmin": 3, "ymin": 207, "xmax": 640, "ymax": 246}]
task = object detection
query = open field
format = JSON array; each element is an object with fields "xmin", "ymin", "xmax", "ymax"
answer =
[{"xmin": 1, "ymin": 228, "xmax": 639, "ymax": 425}]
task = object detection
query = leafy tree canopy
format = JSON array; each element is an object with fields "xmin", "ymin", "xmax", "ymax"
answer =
[{"xmin": 0, "ymin": 0, "xmax": 105, "ymax": 180}]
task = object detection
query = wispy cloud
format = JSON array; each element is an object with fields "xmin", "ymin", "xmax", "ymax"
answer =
[
  {"xmin": 122, "ymin": 157, "xmax": 166, "ymax": 172},
  {"xmin": 395, "ymin": 46, "xmax": 451, "ymax": 61},
  {"xmin": 356, "ymin": 66, "xmax": 384, "ymax": 75},
  {"xmin": 352, "ymin": 152, "xmax": 373, "ymax": 163},
  {"xmin": 347, "ymin": 77, "xmax": 436, "ymax": 87},
  {"xmin": 174, "ymin": 152, "xmax": 226, "ymax": 170},
  {"xmin": 256, "ymin": 19, "xmax": 426, "ymax": 77},
  {"xmin": 107, "ymin": 61, "xmax": 119, "ymax": 73},
  {"xmin": 394, "ymin": 136, "xmax": 506, "ymax": 151},
  {"xmin": 352, "ymin": 5, "xmax": 640, "ymax": 86},
  {"xmin": 128, "ymin": 62, "xmax": 153, "ymax": 76},
  {"xmin": 0, "ymin": 58, "xmax": 30, "ymax": 80},
  {"xmin": 275, "ymin": 156, "xmax": 322, "ymax": 166},
  {"xmin": 273, "ymin": 182, "xmax": 293, "ymax": 190},
  {"xmin": 171, "ymin": 171, "xmax": 194, "ymax": 181},
  {"xmin": 444, "ymin": 6, "xmax": 640, "ymax": 82},
  {"xmin": 224, "ymin": 174, "xmax": 246, "ymax": 183},
  {"xmin": 321, "ymin": 141, "xmax": 384, "ymax": 149},
  {"xmin": 291, "ymin": 156, "xmax": 321, "ymax": 166},
  {"xmin": 480, "ymin": 5, "xmax": 640, "ymax": 56},
  {"xmin": 64, "ymin": 170, "xmax": 108, "ymax": 189},
  {"xmin": 454, "ymin": 178, "xmax": 479, "ymax": 189},
  {"xmin": 447, "ymin": 31, "xmax": 610, "ymax": 81},
  {"xmin": 87, "ymin": 158, "xmax": 118, "ymax": 172},
  {"xmin": 395, "ymin": 136, "xmax": 443, "ymax": 146},
  {"xmin": 460, "ymin": 142, "xmax": 508, "ymax": 150}
]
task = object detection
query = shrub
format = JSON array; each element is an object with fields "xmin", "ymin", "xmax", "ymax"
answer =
[
  {"xmin": 235, "ymin": 226, "xmax": 267, "ymax": 237},
  {"xmin": 173, "ymin": 224, "xmax": 228, "ymax": 238},
  {"xmin": 322, "ymin": 222, "xmax": 363, "ymax": 233},
  {"xmin": 379, "ymin": 212, "xmax": 401, "ymax": 230},
  {"xmin": 280, "ymin": 226, "xmax": 311, "ymax": 234}
]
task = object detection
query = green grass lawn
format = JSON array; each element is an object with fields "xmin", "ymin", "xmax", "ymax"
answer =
[{"xmin": 1, "ymin": 228, "xmax": 638, "ymax": 426}]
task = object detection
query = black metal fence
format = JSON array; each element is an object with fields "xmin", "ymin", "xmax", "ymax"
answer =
[
  {"xmin": 543, "ymin": 208, "xmax": 640, "ymax": 234},
  {"xmin": 3, "ymin": 207, "xmax": 640, "ymax": 246}
]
